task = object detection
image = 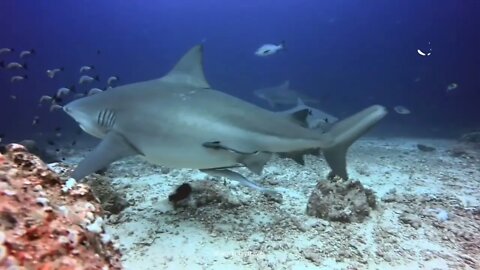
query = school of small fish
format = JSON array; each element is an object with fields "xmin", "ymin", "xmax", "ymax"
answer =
[{"xmin": 0, "ymin": 45, "xmax": 120, "ymax": 148}]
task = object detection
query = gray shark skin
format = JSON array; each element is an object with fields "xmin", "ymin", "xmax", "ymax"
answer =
[
  {"xmin": 253, "ymin": 80, "xmax": 320, "ymax": 108},
  {"xmin": 64, "ymin": 44, "xmax": 387, "ymax": 188},
  {"xmin": 276, "ymin": 98, "xmax": 338, "ymax": 131}
]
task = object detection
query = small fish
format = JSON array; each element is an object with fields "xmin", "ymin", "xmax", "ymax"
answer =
[
  {"xmin": 54, "ymin": 127, "xmax": 62, "ymax": 132},
  {"xmin": 5, "ymin": 62, "xmax": 27, "ymax": 70},
  {"xmin": 56, "ymin": 87, "xmax": 72, "ymax": 97},
  {"xmin": 79, "ymin": 75, "xmax": 100, "ymax": 84},
  {"xmin": 10, "ymin": 95, "xmax": 16, "ymax": 100},
  {"xmin": 55, "ymin": 132, "xmax": 62, "ymax": 137},
  {"xmin": 19, "ymin": 49, "xmax": 35, "ymax": 58},
  {"xmin": 394, "ymin": 105, "xmax": 411, "ymax": 115},
  {"xmin": 39, "ymin": 95, "xmax": 53, "ymax": 104},
  {"xmin": 10, "ymin": 75, "xmax": 27, "ymax": 83},
  {"xmin": 255, "ymin": 42, "xmax": 285, "ymax": 56},
  {"xmin": 88, "ymin": 88, "xmax": 104, "ymax": 96},
  {"xmin": 32, "ymin": 116, "xmax": 40, "ymax": 126},
  {"xmin": 0, "ymin": 48, "xmax": 14, "ymax": 55},
  {"xmin": 71, "ymin": 140, "xmax": 77, "ymax": 146},
  {"xmin": 47, "ymin": 140, "xmax": 55, "ymax": 146},
  {"xmin": 96, "ymin": 49, "xmax": 101, "ymax": 55},
  {"xmin": 73, "ymin": 93, "xmax": 85, "ymax": 98},
  {"xmin": 417, "ymin": 49, "xmax": 431, "ymax": 56},
  {"xmin": 46, "ymin": 67, "xmax": 64, "ymax": 78},
  {"xmin": 107, "ymin": 75, "xmax": 119, "ymax": 86},
  {"xmin": 446, "ymin": 83, "xmax": 458, "ymax": 92},
  {"xmin": 49, "ymin": 104, "xmax": 63, "ymax": 112},
  {"xmin": 80, "ymin": 65, "xmax": 95, "ymax": 73}
]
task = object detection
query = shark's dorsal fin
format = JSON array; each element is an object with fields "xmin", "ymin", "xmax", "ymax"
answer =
[
  {"xmin": 162, "ymin": 44, "xmax": 211, "ymax": 89},
  {"xmin": 296, "ymin": 98, "xmax": 305, "ymax": 107},
  {"xmin": 279, "ymin": 80, "xmax": 290, "ymax": 90}
]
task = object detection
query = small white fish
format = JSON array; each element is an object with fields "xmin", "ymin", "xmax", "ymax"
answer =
[
  {"xmin": 417, "ymin": 49, "xmax": 431, "ymax": 56},
  {"xmin": 88, "ymin": 88, "xmax": 104, "ymax": 96},
  {"xmin": 10, "ymin": 75, "xmax": 27, "ymax": 83},
  {"xmin": 46, "ymin": 67, "xmax": 64, "ymax": 78},
  {"xmin": 80, "ymin": 65, "xmax": 95, "ymax": 73},
  {"xmin": 39, "ymin": 95, "xmax": 53, "ymax": 103},
  {"xmin": 107, "ymin": 75, "xmax": 119, "ymax": 85},
  {"xmin": 446, "ymin": 82, "xmax": 458, "ymax": 92},
  {"xmin": 79, "ymin": 75, "xmax": 99, "ymax": 84},
  {"xmin": 56, "ymin": 87, "xmax": 71, "ymax": 97},
  {"xmin": 4, "ymin": 62, "xmax": 27, "ymax": 70},
  {"xmin": 394, "ymin": 105, "xmax": 411, "ymax": 115},
  {"xmin": 255, "ymin": 42, "xmax": 285, "ymax": 56},
  {"xmin": 32, "ymin": 116, "xmax": 40, "ymax": 126},
  {"xmin": 49, "ymin": 104, "xmax": 63, "ymax": 112},
  {"xmin": 19, "ymin": 49, "xmax": 35, "ymax": 58},
  {"xmin": 0, "ymin": 48, "xmax": 14, "ymax": 55},
  {"xmin": 10, "ymin": 95, "xmax": 16, "ymax": 100}
]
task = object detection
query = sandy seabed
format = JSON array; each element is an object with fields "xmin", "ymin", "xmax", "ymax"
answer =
[{"xmin": 65, "ymin": 137, "xmax": 480, "ymax": 270}]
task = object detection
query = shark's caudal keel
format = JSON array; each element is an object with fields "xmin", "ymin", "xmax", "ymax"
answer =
[{"xmin": 64, "ymin": 44, "xmax": 387, "ymax": 191}]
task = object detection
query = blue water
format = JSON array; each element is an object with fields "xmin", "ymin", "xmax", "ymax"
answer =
[{"xmin": 0, "ymin": 0, "xmax": 479, "ymax": 145}]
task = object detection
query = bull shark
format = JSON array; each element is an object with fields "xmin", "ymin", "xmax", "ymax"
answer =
[
  {"xmin": 64, "ymin": 44, "xmax": 387, "ymax": 193},
  {"xmin": 253, "ymin": 80, "xmax": 320, "ymax": 108}
]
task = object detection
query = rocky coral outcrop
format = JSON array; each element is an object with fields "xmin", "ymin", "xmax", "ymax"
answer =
[
  {"xmin": 306, "ymin": 177, "xmax": 376, "ymax": 222},
  {"xmin": 0, "ymin": 143, "xmax": 123, "ymax": 269}
]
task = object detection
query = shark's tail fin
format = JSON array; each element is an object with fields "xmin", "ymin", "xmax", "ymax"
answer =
[{"xmin": 322, "ymin": 105, "xmax": 387, "ymax": 179}]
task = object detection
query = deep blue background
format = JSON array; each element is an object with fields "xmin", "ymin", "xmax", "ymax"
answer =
[{"xmin": 0, "ymin": 0, "xmax": 479, "ymax": 145}]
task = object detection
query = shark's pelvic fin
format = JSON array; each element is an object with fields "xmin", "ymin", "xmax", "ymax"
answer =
[
  {"xmin": 71, "ymin": 132, "xmax": 139, "ymax": 180},
  {"xmin": 202, "ymin": 141, "xmax": 271, "ymax": 174},
  {"xmin": 162, "ymin": 44, "xmax": 211, "ymax": 89},
  {"xmin": 237, "ymin": 152, "xmax": 272, "ymax": 174},
  {"xmin": 322, "ymin": 105, "xmax": 387, "ymax": 179}
]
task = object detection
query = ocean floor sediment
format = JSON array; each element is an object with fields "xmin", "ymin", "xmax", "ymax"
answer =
[{"xmin": 61, "ymin": 137, "xmax": 480, "ymax": 270}]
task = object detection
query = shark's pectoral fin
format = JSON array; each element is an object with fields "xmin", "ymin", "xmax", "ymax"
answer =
[
  {"xmin": 202, "ymin": 141, "xmax": 271, "ymax": 174},
  {"xmin": 71, "ymin": 132, "xmax": 139, "ymax": 180},
  {"xmin": 201, "ymin": 168, "xmax": 278, "ymax": 196}
]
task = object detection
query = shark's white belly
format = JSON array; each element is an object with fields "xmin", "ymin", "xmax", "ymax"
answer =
[{"xmin": 138, "ymin": 139, "xmax": 241, "ymax": 169}]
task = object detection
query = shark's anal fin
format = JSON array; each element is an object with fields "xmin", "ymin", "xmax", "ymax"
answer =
[
  {"xmin": 71, "ymin": 132, "xmax": 139, "ymax": 180},
  {"xmin": 202, "ymin": 141, "xmax": 271, "ymax": 174},
  {"xmin": 201, "ymin": 168, "xmax": 279, "ymax": 197}
]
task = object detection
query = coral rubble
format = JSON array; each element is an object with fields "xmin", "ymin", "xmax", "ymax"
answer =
[
  {"xmin": 306, "ymin": 177, "xmax": 376, "ymax": 222},
  {"xmin": 0, "ymin": 143, "xmax": 123, "ymax": 269}
]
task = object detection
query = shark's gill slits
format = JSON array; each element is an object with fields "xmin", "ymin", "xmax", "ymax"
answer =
[{"xmin": 97, "ymin": 109, "xmax": 116, "ymax": 129}]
